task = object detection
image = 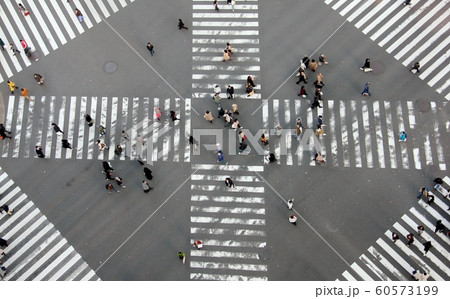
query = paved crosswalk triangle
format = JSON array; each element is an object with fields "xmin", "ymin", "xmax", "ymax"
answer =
[
  {"xmin": 0, "ymin": 167, "xmax": 100, "ymax": 281},
  {"xmin": 0, "ymin": 96, "xmax": 192, "ymax": 163},
  {"xmin": 324, "ymin": 0, "xmax": 450, "ymax": 100},
  {"xmin": 338, "ymin": 176, "xmax": 450, "ymax": 281},
  {"xmin": 189, "ymin": 164, "xmax": 267, "ymax": 281},
  {"xmin": 0, "ymin": 0, "xmax": 135, "ymax": 83}
]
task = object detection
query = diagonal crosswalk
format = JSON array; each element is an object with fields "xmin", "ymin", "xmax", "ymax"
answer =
[
  {"xmin": 261, "ymin": 98, "xmax": 447, "ymax": 170},
  {"xmin": 0, "ymin": 96, "xmax": 192, "ymax": 163},
  {"xmin": 0, "ymin": 166, "xmax": 100, "ymax": 281},
  {"xmin": 338, "ymin": 176, "xmax": 450, "ymax": 281},
  {"xmin": 324, "ymin": 0, "xmax": 450, "ymax": 100},
  {"xmin": 0, "ymin": 0, "xmax": 135, "ymax": 83},
  {"xmin": 192, "ymin": 0, "xmax": 261, "ymax": 100},
  {"xmin": 189, "ymin": 164, "xmax": 268, "ymax": 281}
]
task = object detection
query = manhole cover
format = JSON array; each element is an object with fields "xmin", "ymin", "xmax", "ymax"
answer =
[
  {"xmin": 415, "ymin": 99, "xmax": 431, "ymax": 113},
  {"xmin": 104, "ymin": 61, "xmax": 117, "ymax": 74},
  {"xmin": 258, "ymin": 248, "xmax": 271, "ymax": 261}
]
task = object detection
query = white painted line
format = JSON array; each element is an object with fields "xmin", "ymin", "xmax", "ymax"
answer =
[
  {"xmin": 94, "ymin": 0, "xmax": 111, "ymax": 18},
  {"xmin": 385, "ymin": 0, "xmax": 447, "ymax": 53},
  {"xmin": 118, "ymin": 0, "xmax": 127, "ymax": 8},
  {"xmin": 436, "ymin": 78, "xmax": 450, "ymax": 94},
  {"xmin": 424, "ymin": 134, "xmax": 433, "ymax": 165},
  {"xmin": 396, "ymin": 102, "xmax": 408, "ymax": 169},
  {"xmin": 419, "ymin": 43, "xmax": 450, "ymax": 79},
  {"xmin": 413, "ymin": 148, "xmax": 421, "ymax": 170},
  {"xmin": 97, "ymin": 97, "xmax": 108, "ymax": 160},
  {"xmin": 430, "ymin": 103, "xmax": 446, "ymax": 170},
  {"xmin": 108, "ymin": 97, "xmax": 118, "ymax": 160},
  {"xmin": 0, "ymin": 26, "xmax": 14, "ymax": 77},
  {"xmin": 190, "ymin": 216, "xmax": 265, "ymax": 225},
  {"xmin": 72, "ymin": 0, "xmax": 94, "ymax": 28},
  {"xmin": 87, "ymin": 97, "xmax": 97, "ymax": 159},
  {"xmin": 106, "ymin": 0, "xmax": 119, "ymax": 13},
  {"xmin": 191, "ymin": 174, "xmax": 261, "ymax": 182},
  {"xmin": 76, "ymin": 97, "xmax": 87, "ymax": 159},
  {"xmin": 191, "ymin": 227, "xmax": 266, "ymax": 236},
  {"xmin": 23, "ymin": 0, "xmax": 58, "ymax": 50},
  {"xmin": 162, "ymin": 98, "xmax": 170, "ymax": 162},
  {"xmin": 410, "ymin": 207, "xmax": 450, "ymax": 247},
  {"xmin": 190, "ymin": 261, "xmax": 267, "ymax": 272},
  {"xmin": 65, "ymin": 263, "xmax": 89, "ymax": 281},
  {"xmin": 418, "ymin": 201, "xmax": 450, "ymax": 228},
  {"xmin": 22, "ymin": 98, "xmax": 35, "ymax": 158},
  {"xmin": 373, "ymin": 101, "xmax": 385, "ymax": 168},
  {"xmin": 193, "ymin": 4, "xmax": 258, "ymax": 10},
  {"xmin": 190, "ymin": 273, "xmax": 267, "ymax": 281},
  {"xmin": 192, "ymin": 21, "xmax": 259, "ymax": 27},
  {"xmin": 84, "ymin": 0, "xmax": 102, "ymax": 23},
  {"xmin": 193, "ymin": 239, "xmax": 266, "ymax": 248},
  {"xmin": 355, "ymin": 0, "xmax": 390, "ymax": 30},
  {"xmin": 192, "ymin": 13, "xmax": 258, "ymax": 19},
  {"xmin": 0, "ymin": 186, "xmax": 21, "ymax": 204},
  {"xmin": 0, "ymin": 179, "xmax": 14, "ymax": 194},
  {"xmin": 80, "ymin": 270, "xmax": 97, "ymax": 281},
  {"xmin": 339, "ymin": 0, "xmax": 362, "ymax": 17},
  {"xmin": 151, "ymin": 98, "xmax": 159, "ymax": 162},
  {"xmin": 0, "ymin": 8, "xmax": 27, "ymax": 70},
  {"xmin": 192, "ymin": 65, "xmax": 261, "ymax": 71},
  {"xmin": 192, "ymin": 46, "xmax": 260, "ymax": 53},
  {"xmin": 351, "ymin": 262, "xmax": 373, "ymax": 281},
  {"xmin": 12, "ymin": 98, "xmax": 25, "ymax": 158},
  {"xmin": 350, "ymin": 101, "xmax": 362, "ymax": 167},
  {"xmin": 40, "ymin": 0, "xmax": 68, "ymax": 45},
  {"xmin": 328, "ymin": 100, "xmax": 338, "ymax": 167},
  {"xmin": 51, "ymin": 0, "xmax": 79, "ymax": 37},
  {"xmin": 2, "ymin": 96, "xmax": 15, "ymax": 157},
  {"xmin": 370, "ymin": 0, "xmax": 414, "ymax": 42},
  {"xmin": 4, "ymin": 212, "xmax": 45, "ymax": 247},
  {"xmin": 191, "ymin": 195, "xmax": 265, "ymax": 204},
  {"xmin": 191, "ymin": 164, "xmax": 264, "ymax": 171},
  {"xmin": 193, "ymin": 30, "xmax": 259, "ymax": 36},
  {"xmin": 425, "ymin": 55, "xmax": 450, "ymax": 86},
  {"xmin": 284, "ymin": 100, "xmax": 292, "ymax": 166},
  {"xmin": 33, "ymin": 246, "xmax": 73, "ymax": 281},
  {"xmin": 49, "ymin": 254, "xmax": 80, "ymax": 280},
  {"xmin": 191, "ymin": 184, "xmax": 265, "ymax": 193},
  {"xmin": 359, "ymin": 254, "xmax": 390, "ymax": 281},
  {"xmin": 193, "ymin": 38, "xmax": 259, "ymax": 44},
  {"xmin": 384, "ymin": 101, "xmax": 397, "ymax": 168},
  {"xmin": 184, "ymin": 98, "xmax": 191, "ymax": 163},
  {"xmin": 65, "ymin": 97, "xmax": 77, "ymax": 159},
  {"xmin": 339, "ymin": 101, "xmax": 350, "ymax": 167},
  {"xmin": 367, "ymin": 246, "xmax": 406, "ymax": 280},
  {"xmin": 173, "ymin": 98, "xmax": 181, "ymax": 162},
  {"xmin": 347, "ymin": 0, "xmax": 375, "ymax": 23},
  {"xmin": 378, "ymin": 236, "xmax": 414, "ymax": 274},
  {"xmin": 192, "ymin": 56, "xmax": 260, "ymax": 62},
  {"xmin": 427, "ymin": 191, "xmax": 449, "ymax": 215},
  {"xmin": 332, "ymin": 0, "xmax": 349, "ymax": 11},
  {"xmin": 406, "ymin": 101, "xmax": 415, "ymax": 128},
  {"xmin": 55, "ymin": 97, "xmax": 67, "ymax": 159},
  {"xmin": 190, "ymin": 250, "xmax": 260, "ymax": 259},
  {"xmin": 191, "ymin": 206, "xmax": 265, "ymax": 215},
  {"xmin": 294, "ymin": 99, "xmax": 304, "ymax": 165},
  {"xmin": 342, "ymin": 270, "xmax": 357, "ymax": 281},
  {"xmin": 5, "ymin": 0, "xmax": 36, "ymax": 53}
]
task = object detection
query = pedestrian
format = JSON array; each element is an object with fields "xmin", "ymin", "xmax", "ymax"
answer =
[
  {"xmin": 406, "ymin": 233, "xmax": 414, "ymax": 247},
  {"xmin": 35, "ymin": 145, "xmax": 45, "ymax": 158},
  {"xmin": 85, "ymin": 114, "xmax": 94, "ymax": 127},
  {"xmin": 204, "ymin": 110, "xmax": 214, "ymax": 123},
  {"xmin": 114, "ymin": 177, "xmax": 126, "ymax": 188},
  {"xmin": 403, "ymin": 0, "xmax": 412, "ymax": 6},
  {"xmin": 399, "ymin": 131, "xmax": 407, "ymax": 142},
  {"xmin": 247, "ymin": 75, "xmax": 256, "ymax": 88},
  {"xmin": 0, "ymin": 124, "xmax": 12, "ymax": 139},
  {"xmin": 0, "ymin": 204, "xmax": 14, "ymax": 215},
  {"xmin": 427, "ymin": 193, "xmax": 435, "ymax": 204},
  {"xmin": 178, "ymin": 19, "xmax": 188, "ymax": 30},
  {"xmin": 314, "ymin": 152, "xmax": 325, "ymax": 164},
  {"xmin": 417, "ymin": 187, "xmax": 428, "ymax": 199},
  {"xmin": 360, "ymin": 58, "xmax": 372, "ymax": 72},
  {"xmin": 225, "ymin": 177, "xmax": 236, "ymax": 188},
  {"xmin": 136, "ymin": 135, "xmax": 145, "ymax": 147},
  {"xmin": 309, "ymin": 59, "xmax": 317, "ymax": 72},
  {"xmin": 298, "ymin": 85, "xmax": 307, "ymax": 98},
  {"xmin": 0, "ymin": 238, "xmax": 8, "ymax": 247},
  {"xmin": 315, "ymin": 87, "xmax": 323, "ymax": 99},
  {"xmin": 295, "ymin": 124, "xmax": 302, "ymax": 140},
  {"xmin": 231, "ymin": 119, "xmax": 242, "ymax": 131},
  {"xmin": 315, "ymin": 124, "xmax": 326, "ymax": 137},
  {"xmin": 311, "ymin": 97, "xmax": 322, "ymax": 109},
  {"xmin": 417, "ymin": 225, "xmax": 425, "ymax": 235},
  {"xmin": 238, "ymin": 142, "xmax": 250, "ymax": 154},
  {"xmin": 295, "ymin": 70, "xmax": 307, "ymax": 84},
  {"xmin": 7, "ymin": 81, "xmax": 18, "ymax": 94},
  {"xmin": 297, "ymin": 118, "xmax": 304, "ymax": 128},
  {"xmin": 216, "ymin": 143, "xmax": 222, "ymax": 153},
  {"xmin": 213, "ymin": 93, "xmax": 221, "ymax": 105},
  {"xmin": 193, "ymin": 240, "xmax": 203, "ymax": 249},
  {"xmin": 434, "ymin": 220, "xmax": 445, "ymax": 233},
  {"xmin": 314, "ymin": 72, "xmax": 324, "ymax": 87},
  {"xmin": 61, "ymin": 139, "xmax": 72, "ymax": 149},
  {"xmin": 214, "ymin": 84, "xmax": 221, "ymax": 95},
  {"xmin": 98, "ymin": 125, "xmax": 106, "ymax": 136},
  {"xmin": 74, "ymin": 9, "xmax": 84, "ymax": 23},
  {"xmin": 0, "ymin": 38, "xmax": 5, "ymax": 51},
  {"xmin": 289, "ymin": 215, "xmax": 297, "ymax": 225},
  {"xmin": 9, "ymin": 44, "xmax": 20, "ymax": 56},
  {"xmin": 146, "ymin": 42, "xmax": 154, "ymax": 56},
  {"xmin": 238, "ymin": 131, "xmax": 247, "ymax": 142},
  {"xmin": 20, "ymin": 88, "xmax": 32, "ymax": 101},
  {"xmin": 214, "ymin": 0, "xmax": 219, "ymax": 12},
  {"xmin": 96, "ymin": 140, "xmax": 109, "ymax": 151},
  {"xmin": 245, "ymin": 82, "xmax": 255, "ymax": 97},
  {"xmin": 412, "ymin": 270, "xmax": 430, "ymax": 281},
  {"xmin": 260, "ymin": 133, "xmax": 269, "ymax": 145},
  {"xmin": 226, "ymin": 85, "xmax": 234, "ymax": 99},
  {"xmin": 318, "ymin": 53, "xmax": 328, "ymax": 65},
  {"xmin": 361, "ymin": 82, "xmax": 371, "ymax": 96},
  {"xmin": 423, "ymin": 241, "xmax": 432, "ymax": 256},
  {"xmin": 287, "ymin": 199, "xmax": 294, "ymax": 210},
  {"xmin": 142, "ymin": 180, "xmax": 153, "ymax": 193},
  {"xmin": 18, "ymin": 3, "xmax": 29, "ymax": 16},
  {"xmin": 410, "ymin": 62, "xmax": 420, "ymax": 73},
  {"xmin": 224, "ymin": 113, "xmax": 232, "ymax": 127},
  {"xmin": 274, "ymin": 125, "xmax": 282, "ymax": 137},
  {"xmin": 52, "ymin": 123, "xmax": 64, "ymax": 135},
  {"xmin": 114, "ymin": 145, "xmax": 127, "ymax": 157},
  {"xmin": 155, "ymin": 107, "xmax": 162, "ymax": 121},
  {"xmin": 217, "ymin": 106, "xmax": 225, "ymax": 119},
  {"xmin": 105, "ymin": 183, "xmax": 119, "ymax": 194},
  {"xmin": 189, "ymin": 136, "xmax": 199, "ymax": 149},
  {"xmin": 102, "ymin": 161, "xmax": 114, "ymax": 173},
  {"xmin": 392, "ymin": 232, "xmax": 400, "ymax": 243},
  {"xmin": 33, "ymin": 73, "xmax": 45, "ymax": 85},
  {"xmin": 170, "ymin": 110, "xmax": 180, "ymax": 121},
  {"xmin": 222, "ymin": 49, "xmax": 231, "ymax": 62},
  {"xmin": 121, "ymin": 130, "xmax": 129, "ymax": 141},
  {"xmin": 217, "ymin": 151, "xmax": 228, "ymax": 164},
  {"xmin": 264, "ymin": 153, "xmax": 277, "ymax": 163},
  {"xmin": 226, "ymin": 43, "xmax": 233, "ymax": 54},
  {"xmin": 178, "ymin": 251, "xmax": 186, "ymax": 264},
  {"xmin": 433, "ymin": 177, "xmax": 443, "ymax": 184},
  {"xmin": 105, "ymin": 170, "xmax": 113, "ymax": 181},
  {"xmin": 317, "ymin": 115, "xmax": 325, "ymax": 127},
  {"xmin": 143, "ymin": 167, "xmax": 153, "ymax": 180}
]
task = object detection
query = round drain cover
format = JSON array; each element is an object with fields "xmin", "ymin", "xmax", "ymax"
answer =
[{"xmin": 104, "ymin": 61, "xmax": 117, "ymax": 74}]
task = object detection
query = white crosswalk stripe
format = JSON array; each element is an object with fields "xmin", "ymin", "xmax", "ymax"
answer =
[
  {"xmin": 338, "ymin": 177, "xmax": 450, "ymax": 280},
  {"xmin": 0, "ymin": 96, "xmax": 192, "ymax": 163},
  {"xmin": 324, "ymin": 0, "xmax": 450, "ymax": 100},
  {"xmin": 0, "ymin": 167, "xmax": 100, "ymax": 281},
  {"xmin": 192, "ymin": 0, "xmax": 261, "ymax": 101},
  {"xmin": 261, "ymin": 98, "xmax": 447, "ymax": 169},
  {"xmin": 189, "ymin": 163, "xmax": 267, "ymax": 281},
  {"xmin": 0, "ymin": 0, "xmax": 135, "ymax": 83}
]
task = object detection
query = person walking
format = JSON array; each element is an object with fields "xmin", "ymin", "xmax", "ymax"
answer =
[
  {"xmin": 85, "ymin": 114, "xmax": 94, "ymax": 127},
  {"xmin": 417, "ymin": 187, "xmax": 428, "ymax": 199},
  {"xmin": 417, "ymin": 225, "xmax": 425, "ymax": 235},
  {"xmin": 311, "ymin": 97, "xmax": 322, "ymax": 109},
  {"xmin": 114, "ymin": 177, "xmax": 126, "ymax": 188},
  {"xmin": 434, "ymin": 220, "xmax": 445, "ymax": 233},
  {"xmin": 225, "ymin": 177, "xmax": 236, "ymax": 188},
  {"xmin": 226, "ymin": 43, "xmax": 233, "ymax": 54},
  {"xmin": 143, "ymin": 167, "xmax": 153, "ymax": 180},
  {"xmin": 295, "ymin": 124, "xmax": 302, "ymax": 140},
  {"xmin": 403, "ymin": 0, "xmax": 412, "ymax": 6},
  {"xmin": 295, "ymin": 70, "xmax": 307, "ymax": 84},
  {"xmin": 105, "ymin": 170, "xmax": 113, "ymax": 181},
  {"xmin": 361, "ymin": 82, "xmax": 371, "ymax": 96},
  {"xmin": 318, "ymin": 53, "xmax": 328, "ymax": 65},
  {"xmin": 226, "ymin": 85, "xmax": 234, "ymax": 99},
  {"xmin": 231, "ymin": 119, "xmax": 242, "ymax": 131},
  {"xmin": 392, "ymin": 232, "xmax": 400, "ymax": 243},
  {"xmin": 287, "ymin": 199, "xmax": 294, "ymax": 210},
  {"xmin": 102, "ymin": 161, "xmax": 114, "ymax": 173},
  {"xmin": 217, "ymin": 106, "xmax": 225, "ymax": 119},
  {"xmin": 121, "ymin": 130, "xmax": 129, "ymax": 141},
  {"xmin": 260, "ymin": 133, "xmax": 269, "ymax": 145},
  {"xmin": 213, "ymin": 93, "xmax": 221, "ymax": 105},
  {"xmin": 170, "ymin": 110, "xmax": 180, "ymax": 122},
  {"xmin": 105, "ymin": 183, "xmax": 119, "ymax": 194},
  {"xmin": 98, "ymin": 125, "xmax": 106, "ymax": 136},
  {"xmin": 216, "ymin": 143, "xmax": 223, "ymax": 153},
  {"xmin": 20, "ymin": 88, "xmax": 32, "ymax": 101},
  {"xmin": 289, "ymin": 215, "xmax": 297, "ymax": 225},
  {"xmin": 214, "ymin": 84, "xmax": 221, "ymax": 95},
  {"xmin": 35, "ymin": 145, "xmax": 45, "ymax": 158},
  {"xmin": 245, "ymin": 82, "xmax": 254, "ymax": 97},
  {"xmin": 360, "ymin": 58, "xmax": 372, "ymax": 72},
  {"xmin": 316, "ymin": 124, "xmax": 326, "ymax": 137},
  {"xmin": 142, "ymin": 180, "xmax": 153, "ymax": 193},
  {"xmin": 114, "ymin": 145, "xmax": 127, "ymax": 157},
  {"xmin": 231, "ymin": 0, "xmax": 236, "ymax": 11},
  {"xmin": 309, "ymin": 59, "xmax": 317, "ymax": 72},
  {"xmin": 18, "ymin": 3, "xmax": 29, "ymax": 16},
  {"xmin": 238, "ymin": 131, "xmax": 247, "ymax": 142},
  {"xmin": 213, "ymin": 0, "xmax": 219, "ymax": 12},
  {"xmin": 0, "ymin": 124, "xmax": 12, "ymax": 139},
  {"xmin": 0, "ymin": 38, "xmax": 6, "ymax": 51},
  {"xmin": 7, "ymin": 81, "xmax": 18, "ymax": 94},
  {"xmin": 224, "ymin": 112, "xmax": 233, "ymax": 127},
  {"xmin": 155, "ymin": 107, "xmax": 162, "ymax": 121},
  {"xmin": 33, "ymin": 73, "xmax": 45, "ymax": 85},
  {"xmin": 9, "ymin": 44, "xmax": 20, "ymax": 56},
  {"xmin": 317, "ymin": 115, "xmax": 325, "ymax": 127},
  {"xmin": 217, "ymin": 151, "xmax": 228, "ymax": 164},
  {"xmin": 302, "ymin": 55, "xmax": 310, "ymax": 68},
  {"xmin": 178, "ymin": 251, "xmax": 186, "ymax": 264},
  {"xmin": 410, "ymin": 62, "xmax": 420, "ymax": 73},
  {"xmin": 204, "ymin": 110, "xmax": 214, "ymax": 123},
  {"xmin": 96, "ymin": 140, "xmax": 109, "ymax": 151},
  {"xmin": 0, "ymin": 238, "xmax": 8, "ymax": 247},
  {"xmin": 74, "ymin": 8, "xmax": 84, "ymax": 23},
  {"xmin": 423, "ymin": 241, "xmax": 432, "ymax": 256},
  {"xmin": 146, "ymin": 42, "xmax": 154, "ymax": 56},
  {"xmin": 0, "ymin": 204, "xmax": 14, "ymax": 215},
  {"xmin": 314, "ymin": 72, "xmax": 324, "ymax": 87},
  {"xmin": 238, "ymin": 142, "xmax": 250, "ymax": 155},
  {"xmin": 406, "ymin": 233, "xmax": 414, "ymax": 247},
  {"xmin": 399, "ymin": 131, "xmax": 407, "ymax": 142},
  {"xmin": 178, "ymin": 19, "xmax": 188, "ymax": 30},
  {"xmin": 52, "ymin": 123, "xmax": 64, "ymax": 135},
  {"xmin": 298, "ymin": 85, "xmax": 307, "ymax": 98},
  {"xmin": 426, "ymin": 193, "xmax": 435, "ymax": 205},
  {"xmin": 247, "ymin": 76, "xmax": 256, "ymax": 88},
  {"xmin": 61, "ymin": 139, "xmax": 73, "ymax": 149},
  {"xmin": 222, "ymin": 49, "xmax": 231, "ymax": 62}
]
